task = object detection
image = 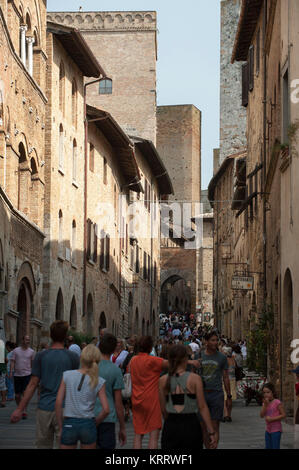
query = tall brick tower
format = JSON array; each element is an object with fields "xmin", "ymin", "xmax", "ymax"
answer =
[
  {"xmin": 157, "ymin": 105, "xmax": 202, "ymax": 317},
  {"xmin": 157, "ymin": 105, "xmax": 201, "ymax": 209},
  {"xmin": 46, "ymin": 11, "xmax": 157, "ymax": 144}
]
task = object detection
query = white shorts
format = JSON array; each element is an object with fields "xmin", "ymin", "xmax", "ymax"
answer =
[{"xmin": 0, "ymin": 372, "xmax": 7, "ymax": 391}]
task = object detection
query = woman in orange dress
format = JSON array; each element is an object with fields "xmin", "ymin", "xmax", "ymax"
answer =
[{"xmin": 130, "ymin": 336, "xmax": 168, "ymax": 449}]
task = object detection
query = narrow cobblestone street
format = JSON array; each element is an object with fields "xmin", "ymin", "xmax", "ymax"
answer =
[{"xmin": 0, "ymin": 395, "xmax": 297, "ymax": 450}]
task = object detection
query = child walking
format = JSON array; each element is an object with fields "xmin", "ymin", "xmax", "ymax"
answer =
[
  {"xmin": 55, "ymin": 344, "xmax": 109, "ymax": 449},
  {"xmin": 260, "ymin": 382, "xmax": 286, "ymax": 449}
]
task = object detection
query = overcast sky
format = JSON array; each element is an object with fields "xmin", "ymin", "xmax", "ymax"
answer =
[{"xmin": 47, "ymin": 0, "xmax": 221, "ymax": 190}]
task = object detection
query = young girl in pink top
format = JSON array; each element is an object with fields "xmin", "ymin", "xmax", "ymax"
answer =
[{"xmin": 260, "ymin": 383, "xmax": 286, "ymax": 449}]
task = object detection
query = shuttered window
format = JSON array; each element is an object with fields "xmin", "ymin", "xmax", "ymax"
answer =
[
  {"xmin": 249, "ymin": 45, "xmax": 254, "ymax": 92},
  {"xmin": 105, "ymin": 235, "xmax": 110, "ymax": 271},
  {"xmin": 86, "ymin": 219, "xmax": 92, "ymax": 260},
  {"xmin": 242, "ymin": 63, "xmax": 249, "ymax": 107},
  {"xmin": 100, "ymin": 236, "xmax": 105, "ymax": 270},
  {"xmin": 93, "ymin": 224, "xmax": 98, "ymax": 263},
  {"xmin": 143, "ymin": 252, "xmax": 147, "ymax": 280},
  {"xmin": 135, "ymin": 244, "xmax": 140, "ymax": 273},
  {"xmin": 256, "ymin": 29, "xmax": 260, "ymax": 75}
]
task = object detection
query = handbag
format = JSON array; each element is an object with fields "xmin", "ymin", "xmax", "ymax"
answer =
[
  {"xmin": 121, "ymin": 361, "xmax": 132, "ymax": 399},
  {"xmin": 235, "ymin": 365, "xmax": 245, "ymax": 381}
]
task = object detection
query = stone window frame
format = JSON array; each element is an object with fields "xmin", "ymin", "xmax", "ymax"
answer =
[{"xmin": 72, "ymin": 138, "xmax": 77, "ymax": 184}]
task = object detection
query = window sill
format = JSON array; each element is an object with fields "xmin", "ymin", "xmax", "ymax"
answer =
[
  {"xmin": 72, "ymin": 181, "xmax": 78, "ymax": 189},
  {"xmin": 58, "ymin": 168, "xmax": 65, "ymax": 176},
  {"xmin": 58, "ymin": 255, "xmax": 64, "ymax": 262},
  {"xmin": 101, "ymin": 267, "xmax": 108, "ymax": 273},
  {"xmin": 87, "ymin": 259, "xmax": 96, "ymax": 267},
  {"xmin": 71, "ymin": 263, "xmax": 77, "ymax": 270}
]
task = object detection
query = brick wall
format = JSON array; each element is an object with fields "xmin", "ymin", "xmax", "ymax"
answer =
[{"xmin": 46, "ymin": 11, "xmax": 158, "ymax": 145}]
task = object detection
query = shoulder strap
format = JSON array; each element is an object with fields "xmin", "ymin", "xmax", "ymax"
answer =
[{"xmin": 77, "ymin": 373, "xmax": 86, "ymax": 391}]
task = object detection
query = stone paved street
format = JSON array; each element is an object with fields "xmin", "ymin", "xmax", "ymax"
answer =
[{"xmin": 0, "ymin": 395, "xmax": 297, "ymax": 449}]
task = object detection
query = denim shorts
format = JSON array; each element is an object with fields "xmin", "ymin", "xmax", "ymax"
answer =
[
  {"xmin": 198, "ymin": 390, "xmax": 224, "ymax": 422},
  {"xmin": 61, "ymin": 417, "xmax": 97, "ymax": 445}
]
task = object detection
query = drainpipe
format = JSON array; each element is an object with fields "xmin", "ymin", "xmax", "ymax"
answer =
[
  {"xmin": 262, "ymin": 0, "xmax": 268, "ymax": 380},
  {"xmin": 83, "ymin": 77, "xmax": 105, "ymax": 318}
]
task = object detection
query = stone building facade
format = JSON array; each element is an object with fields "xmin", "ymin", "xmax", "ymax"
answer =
[
  {"xmin": 211, "ymin": 0, "xmax": 299, "ymax": 420},
  {"xmin": 220, "ymin": 0, "xmax": 247, "ymax": 165},
  {"xmin": 46, "ymin": 10, "xmax": 157, "ymax": 144},
  {"xmin": 157, "ymin": 105, "xmax": 203, "ymax": 317},
  {"xmin": 278, "ymin": 0, "xmax": 299, "ymax": 418},
  {"xmin": 0, "ymin": 3, "xmax": 173, "ymax": 346},
  {"xmin": 0, "ymin": 0, "xmax": 47, "ymax": 348}
]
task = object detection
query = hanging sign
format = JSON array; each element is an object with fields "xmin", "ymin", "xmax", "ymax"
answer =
[{"xmin": 231, "ymin": 276, "xmax": 254, "ymax": 290}]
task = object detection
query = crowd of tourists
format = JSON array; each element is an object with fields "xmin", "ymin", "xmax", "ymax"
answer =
[{"xmin": 0, "ymin": 311, "xmax": 298, "ymax": 450}]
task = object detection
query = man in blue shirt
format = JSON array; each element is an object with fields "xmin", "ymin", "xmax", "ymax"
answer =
[
  {"xmin": 10, "ymin": 321, "xmax": 79, "ymax": 448},
  {"xmin": 96, "ymin": 333, "xmax": 126, "ymax": 449}
]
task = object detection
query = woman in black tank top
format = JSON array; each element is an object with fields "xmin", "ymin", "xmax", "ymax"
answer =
[{"xmin": 158, "ymin": 345, "xmax": 217, "ymax": 449}]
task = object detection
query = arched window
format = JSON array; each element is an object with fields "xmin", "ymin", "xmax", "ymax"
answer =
[
  {"xmin": 99, "ymin": 78, "xmax": 112, "ymax": 95},
  {"xmin": 30, "ymin": 157, "xmax": 39, "ymax": 224},
  {"xmin": 18, "ymin": 142, "xmax": 28, "ymax": 212},
  {"xmin": 55, "ymin": 288, "xmax": 64, "ymax": 320},
  {"xmin": 72, "ymin": 79, "xmax": 77, "ymax": 129},
  {"xmin": 70, "ymin": 296, "xmax": 77, "ymax": 330},
  {"xmin": 103, "ymin": 157, "xmax": 107, "ymax": 184},
  {"xmin": 30, "ymin": 158, "xmax": 38, "ymax": 179},
  {"xmin": 58, "ymin": 210, "xmax": 63, "ymax": 257},
  {"xmin": 59, "ymin": 124, "xmax": 64, "ymax": 170},
  {"xmin": 24, "ymin": 14, "xmax": 35, "ymax": 76},
  {"xmin": 87, "ymin": 294, "xmax": 93, "ymax": 334},
  {"xmin": 99, "ymin": 312, "xmax": 106, "ymax": 329},
  {"xmin": 59, "ymin": 62, "xmax": 65, "ymax": 114},
  {"xmin": 89, "ymin": 143, "xmax": 94, "ymax": 172},
  {"xmin": 71, "ymin": 220, "xmax": 76, "ymax": 264},
  {"xmin": 142, "ymin": 318, "xmax": 145, "ymax": 336},
  {"xmin": 72, "ymin": 139, "xmax": 77, "ymax": 182}
]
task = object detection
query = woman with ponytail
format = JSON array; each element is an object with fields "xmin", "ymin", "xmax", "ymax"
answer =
[
  {"xmin": 55, "ymin": 344, "xmax": 109, "ymax": 449},
  {"xmin": 159, "ymin": 345, "xmax": 217, "ymax": 449},
  {"xmin": 130, "ymin": 336, "xmax": 200, "ymax": 449}
]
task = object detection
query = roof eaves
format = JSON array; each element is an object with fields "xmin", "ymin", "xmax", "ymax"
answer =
[
  {"xmin": 86, "ymin": 105, "xmax": 141, "ymax": 188},
  {"xmin": 47, "ymin": 21, "xmax": 106, "ymax": 77},
  {"xmin": 130, "ymin": 136, "xmax": 174, "ymax": 196},
  {"xmin": 231, "ymin": 0, "xmax": 263, "ymax": 63},
  {"xmin": 208, "ymin": 157, "xmax": 234, "ymax": 205}
]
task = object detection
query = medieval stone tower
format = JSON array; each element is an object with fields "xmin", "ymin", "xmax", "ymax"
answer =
[
  {"xmin": 157, "ymin": 105, "xmax": 201, "ymax": 210},
  {"xmin": 46, "ymin": 10, "xmax": 158, "ymax": 144}
]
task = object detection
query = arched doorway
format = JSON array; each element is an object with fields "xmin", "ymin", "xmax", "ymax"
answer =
[
  {"xmin": 70, "ymin": 296, "xmax": 77, "ymax": 330},
  {"xmin": 160, "ymin": 275, "xmax": 191, "ymax": 315},
  {"xmin": 17, "ymin": 280, "xmax": 32, "ymax": 344},
  {"xmin": 87, "ymin": 294, "xmax": 93, "ymax": 335},
  {"xmin": 55, "ymin": 288, "xmax": 64, "ymax": 321},
  {"xmin": 282, "ymin": 269, "xmax": 294, "ymax": 416}
]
